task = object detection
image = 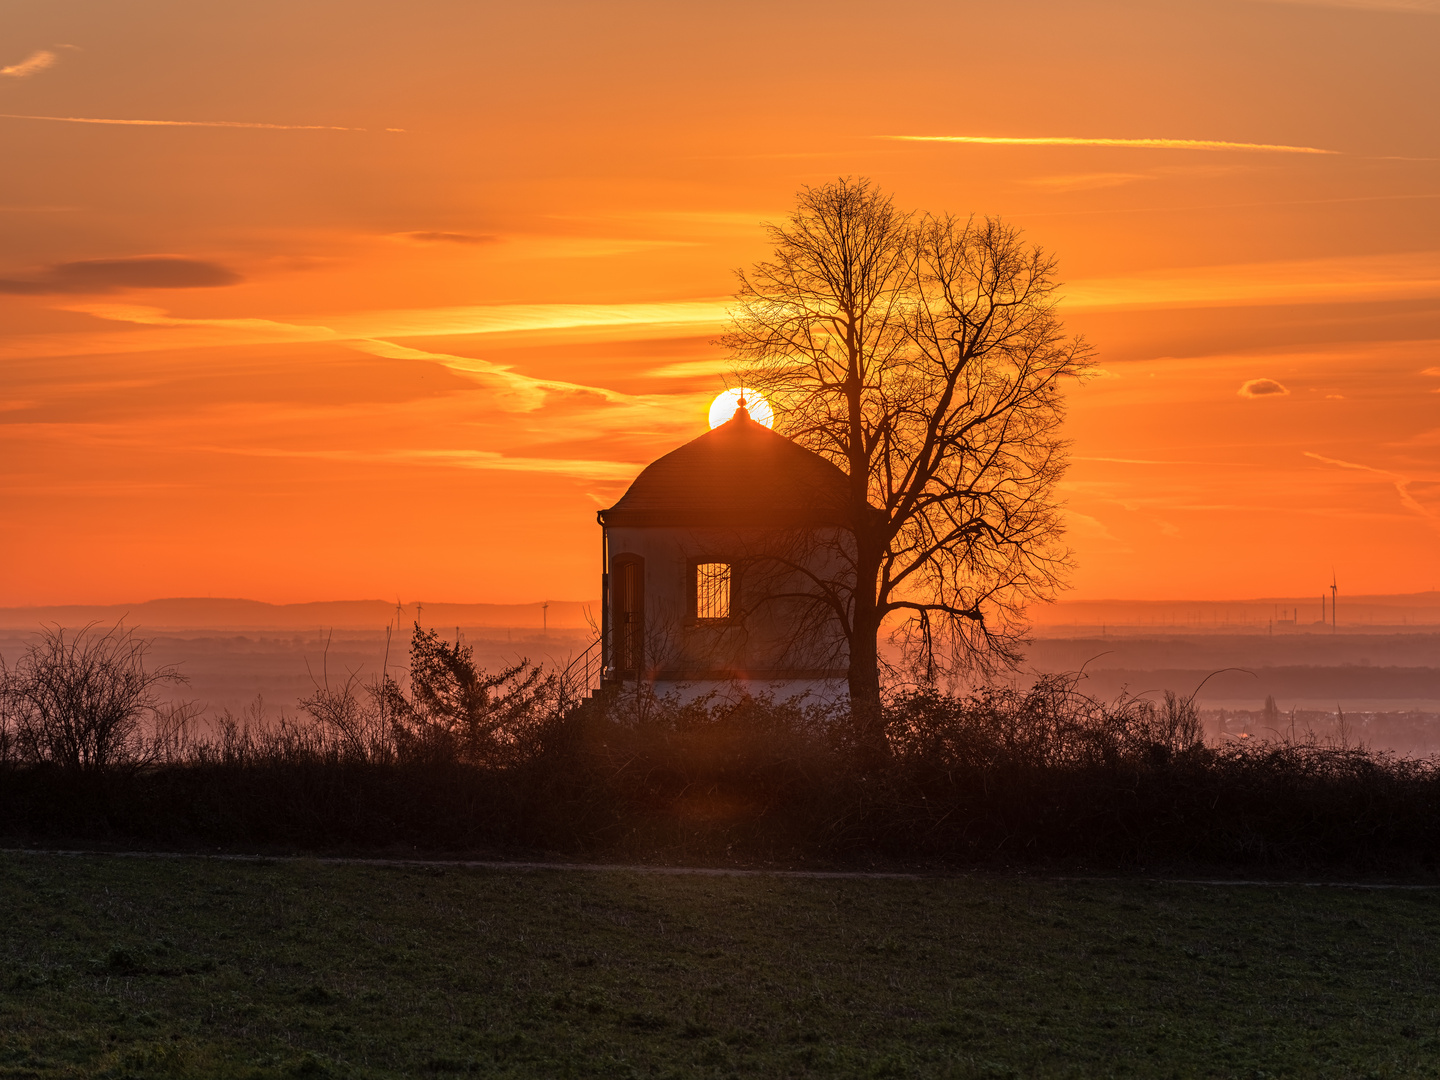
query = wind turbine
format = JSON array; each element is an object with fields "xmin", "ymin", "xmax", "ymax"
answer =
[{"xmin": 1330, "ymin": 571, "xmax": 1337, "ymax": 631}]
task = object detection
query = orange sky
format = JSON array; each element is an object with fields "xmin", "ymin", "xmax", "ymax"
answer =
[{"xmin": 2, "ymin": 0, "xmax": 1437, "ymax": 607}]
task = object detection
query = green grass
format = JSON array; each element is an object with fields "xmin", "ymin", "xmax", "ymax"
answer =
[{"xmin": 1, "ymin": 854, "xmax": 1438, "ymax": 1077}]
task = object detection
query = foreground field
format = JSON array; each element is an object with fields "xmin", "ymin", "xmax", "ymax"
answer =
[{"xmin": 1, "ymin": 854, "xmax": 1437, "ymax": 1078}]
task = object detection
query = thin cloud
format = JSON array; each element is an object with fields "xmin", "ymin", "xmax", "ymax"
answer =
[
  {"xmin": 647, "ymin": 358, "xmax": 731, "ymax": 379},
  {"xmin": 1020, "ymin": 172, "xmax": 1154, "ymax": 192},
  {"xmin": 59, "ymin": 302, "xmax": 702, "ymax": 423},
  {"xmin": 1239, "ymin": 378, "xmax": 1289, "ymax": 398},
  {"xmin": 397, "ymin": 231, "xmax": 498, "ymax": 245},
  {"xmin": 548, "ymin": 209, "xmax": 788, "ymax": 237},
  {"xmin": 353, "ymin": 339, "xmax": 634, "ymax": 413},
  {"xmin": 0, "ymin": 50, "xmax": 56, "ymax": 78},
  {"xmin": 60, "ymin": 303, "xmax": 335, "ymax": 343},
  {"xmin": 1019, "ymin": 191, "xmax": 1440, "ymax": 222},
  {"xmin": 53, "ymin": 298, "xmax": 731, "ymax": 351},
  {"xmin": 1063, "ymin": 512, "xmax": 1118, "ymax": 542},
  {"xmin": 202, "ymin": 444, "xmax": 640, "ymax": 481},
  {"xmin": 0, "ymin": 113, "xmax": 391, "ymax": 132},
  {"xmin": 1074, "ymin": 456, "xmax": 1251, "ymax": 466},
  {"xmin": 1256, "ymin": 0, "xmax": 1439, "ymax": 11},
  {"xmin": 0, "ymin": 256, "xmax": 241, "ymax": 295},
  {"xmin": 1065, "ymin": 250, "xmax": 1440, "ymax": 310},
  {"xmin": 1304, "ymin": 451, "xmax": 1437, "ymax": 522},
  {"xmin": 315, "ymin": 299, "xmax": 730, "ymax": 339},
  {"xmin": 885, "ymin": 134, "xmax": 1338, "ymax": 155}
]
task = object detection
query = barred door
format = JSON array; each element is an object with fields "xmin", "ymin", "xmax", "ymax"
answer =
[{"xmin": 613, "ymin": 556, "xmax": 644, "ymax": 677}]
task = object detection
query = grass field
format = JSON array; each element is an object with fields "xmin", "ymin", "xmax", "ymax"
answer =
[{"xmin": 1, "ymin": 854, "xmax": 1438, "ymax": 1077}]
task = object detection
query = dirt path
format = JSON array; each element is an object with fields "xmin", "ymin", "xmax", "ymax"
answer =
[
  {"xmin": 2, "ymin": 847, "xmax": 921, "ymax": 880},
  {"xmin": 5, "ymin": 847, "xmax": 1438, "ymax": 889}
]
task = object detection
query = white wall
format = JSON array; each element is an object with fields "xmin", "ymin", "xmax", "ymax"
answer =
[{"xmin": 606, "ymin": 524, "xmax": 851, "ymax": 684}]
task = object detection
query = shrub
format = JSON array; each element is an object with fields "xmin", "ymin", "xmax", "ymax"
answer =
[
  {"xmin": 377, "ymin": 624, "xmax": 558, "ymax": 766},
  {"xmin": 0, "ymin": 623, "xmax": 194, "ymax": 774},
  {"xmin": 295, "ymin": 622, "xmax": 559, "ymax": 767},
  {"xmin": 886, "ymin": 675, "xmax": 1205, "ymax": 770},
  {"xmin": 2, "ymin": 628, "xmax": 1437, "ymax": 871}
]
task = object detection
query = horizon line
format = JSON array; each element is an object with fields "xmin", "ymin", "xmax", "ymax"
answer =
[{"xmin": 2, "ymin": 591, "xmax": 1438, "ymax": 612}]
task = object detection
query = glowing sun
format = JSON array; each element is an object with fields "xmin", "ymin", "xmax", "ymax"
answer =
[{"xmin": 708, "ymin": 388, "xmax": 774, "ymax": 429}]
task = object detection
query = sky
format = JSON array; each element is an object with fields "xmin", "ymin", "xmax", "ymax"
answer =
[{"xmin": 1, "ymin": 0, "xmax": 1437, "ymax": 607}]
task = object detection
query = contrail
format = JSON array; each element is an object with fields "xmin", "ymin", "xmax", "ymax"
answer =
[
  {"xmin": 0, "ymin": 113, "xmax": 398, "ymax": 131},
  {"xmin": 884, "ymin": 135, "xmax": 1338, "ymax": 154},
  {"xmin": 1304, "ymin": 451, "xmax": 1436, "ymax": 521}
]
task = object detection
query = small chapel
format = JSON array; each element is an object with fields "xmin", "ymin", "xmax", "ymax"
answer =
[{"xmin": 596, "ymin": 395, "xmax": 853, "ymax": 703}]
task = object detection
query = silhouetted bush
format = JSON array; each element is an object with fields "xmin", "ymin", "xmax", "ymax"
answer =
[
  {"xmin": 2, "ymin": 628, "xmax": 1438, "ymax": 871},
  {"xmin": 295, "ymin": 623, "xmax": 559, "ymax": 767},
  {"xmin": 0, "ymin": 624, "xmax": 196, "ymax": 775}
]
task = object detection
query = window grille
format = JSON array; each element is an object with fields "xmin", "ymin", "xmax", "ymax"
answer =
[
  {"xmin": 613, "ymin": 558, "xmax": 644, "ymax": 675},
  {"xmin": 695, "ymin": 562, "xmax": 731, "ymax": 621}
]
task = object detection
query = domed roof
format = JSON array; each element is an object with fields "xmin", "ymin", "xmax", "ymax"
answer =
[{"xmin": 600, "ymin": 406, "xmax": 852, "ymax": 528}]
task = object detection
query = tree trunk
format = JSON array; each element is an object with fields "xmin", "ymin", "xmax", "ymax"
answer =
[{"xmin": 847, "ymin": 540, "xmax": 888, "ymax": 769}]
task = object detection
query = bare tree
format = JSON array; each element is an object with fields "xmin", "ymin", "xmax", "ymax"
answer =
[
  {"xmin": 0, "ymin": 623, "xmax": 191, "ymax": 773},
  {"xmin": 724, "ymin": 179, "xmax": 1092, "ymax": 752}
]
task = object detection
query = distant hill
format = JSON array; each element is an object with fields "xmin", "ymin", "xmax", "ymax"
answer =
[
  {"xmin": 3, "ymin": 591, "xmax": 1436, "ymax": 634},
  {"xmin": 0, "ymin": 598, "xmax": 598, "ymax": 631}
]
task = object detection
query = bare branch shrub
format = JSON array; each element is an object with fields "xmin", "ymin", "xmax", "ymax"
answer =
[
  {"xmin": 0, "ymin": 623, "xmax": 192, "ymax": 774},
  {"xmin": 211, "ymin": 697, "xmax": 342, "ymax": 766},
  {"xmin": 886, "ymin": 674, "xmax": 1207, "ymax": 770},
  {"xmin": 298, "ymin": 672, "xmax": 393, "ymax": 762}
]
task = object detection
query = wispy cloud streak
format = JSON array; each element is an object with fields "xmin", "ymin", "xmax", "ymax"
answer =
[
  {"xmin": 321, "ymin": 300, "xmax": 729, "ymax": 338},
  {"xmin": 1257, "ymin": 0, "xmax": 1439, "ymax": 12},
  {"xmin": 66, "ymin": 298, "xmax": 730, "ymax": 341},
  {"xmin": 1064, "ymin": 250, "xmax": 1440, "ymax": 309},
  {"xmin": 0, "ymin": 113, "xmax": 395, "ymax": 131},
  {"xmin": 352, "ymin": 339, "xmax": 635, "ymax": 412},
  {"xmin": 0, "ymin": 50, "xmax": 55, "ymax": 78},
  {"xmin": 199, "ymin": 444, "xmax": 641, "ymax": 481},
  {"xmin": 885, "ymin": 134, "xmax": 1338, "ymax": 154},
  {"xmin": 1020, "ymin": 172, "xmax": 1153, "ymax": 192},
  {"xmin": 1304, "ymin": 451, "xmax": 1437, "ymax": 523},
  {"xmin": 53, "ymin": 303, "xmax": 701, "ymax": 427},
  {"xmin": 1, "ymin": 297, "xmax": 729, "ymax": 365},
  {"xmin": 1074, "ymin": 456, "xmax": 1252, "ymax": 467}
]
